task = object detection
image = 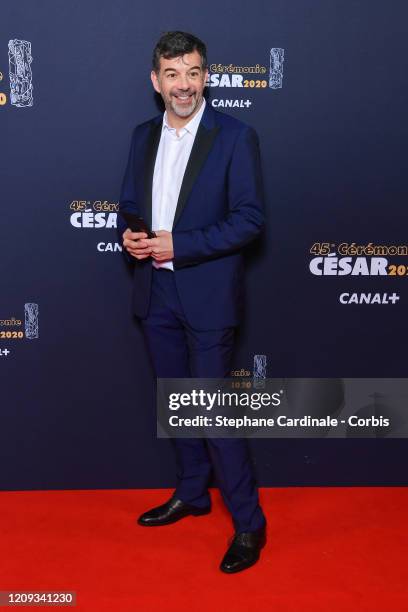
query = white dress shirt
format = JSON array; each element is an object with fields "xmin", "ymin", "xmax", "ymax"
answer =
[{"xmin": 151, "ymin": 98, "xmax": 206, "ymax": 271}]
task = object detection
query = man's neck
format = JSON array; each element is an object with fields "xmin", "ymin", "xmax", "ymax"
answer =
[{"xmin": 165, "ymin": 98, "xmax": 204, "ymax": 132}]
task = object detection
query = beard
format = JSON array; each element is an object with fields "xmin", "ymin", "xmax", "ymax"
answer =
[{"xmin": 168, "ymin": 90, "xmax": 202, "ymax": 118}]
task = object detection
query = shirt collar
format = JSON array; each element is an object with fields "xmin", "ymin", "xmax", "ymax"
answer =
[{"xmin": 162, "ymin": 98, "xmax": 206, "ymax": 137}]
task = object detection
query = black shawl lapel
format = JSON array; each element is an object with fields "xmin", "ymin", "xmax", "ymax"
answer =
[
  {"xmin": 143, "ymin": 119, "xmax": 162, "ymax": 229},
  {"xmin": 172, "ymin": 121, "xmax": 220, "ymax": 228}
]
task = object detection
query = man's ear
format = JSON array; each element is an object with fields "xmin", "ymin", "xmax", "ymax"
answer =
[{"xmin": 151, "ymin": 70, "xmax": 161, "ymax": 94}]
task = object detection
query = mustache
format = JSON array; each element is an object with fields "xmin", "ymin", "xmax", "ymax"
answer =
[{"xmin": 171, "ymin": 90, "xmax": 196, "ymax": 96}]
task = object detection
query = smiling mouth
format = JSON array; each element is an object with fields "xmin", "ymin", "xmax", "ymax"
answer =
[{"xmin": 173, "ymin": 93, "xmax": 194, "ymax": 101}]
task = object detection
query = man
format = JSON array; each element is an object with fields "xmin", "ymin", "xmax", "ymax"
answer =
[{"xmin": 118, "ymin": 31, "xmax": 266, "ymax": 573}]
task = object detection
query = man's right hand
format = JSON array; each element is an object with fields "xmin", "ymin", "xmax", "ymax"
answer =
[{"xmin": 122, "ymin": 228, "xmax": 152, "ymax": 260}]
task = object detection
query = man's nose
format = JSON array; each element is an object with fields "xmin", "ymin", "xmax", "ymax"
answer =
[{"xmin": 177, "ymin": 73, "xmax": 190, "ymax": 90}]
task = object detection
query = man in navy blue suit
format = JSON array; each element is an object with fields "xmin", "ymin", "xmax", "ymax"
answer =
[{"xmin": 118, "ymin": 31, "xmax": 266, "ymax": 573}]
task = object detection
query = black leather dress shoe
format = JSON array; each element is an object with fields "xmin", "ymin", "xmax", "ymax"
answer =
[
  {"xmin": 220, "ymin": 525, "xmax": 266, "ymax": 573},
  {"xmin": 137, "ymin": 495, "xmax": 211, "ymax": 526}
]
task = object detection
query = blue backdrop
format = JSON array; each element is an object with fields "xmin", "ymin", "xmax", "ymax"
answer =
[{"xmin": 1, "ymin": 0, "xmax": 407, "ymax": 489}]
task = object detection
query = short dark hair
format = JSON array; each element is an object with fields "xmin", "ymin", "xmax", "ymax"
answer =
[{"xmin": 152, "ymin": 31, "xmax": 207, "ymax": 73}]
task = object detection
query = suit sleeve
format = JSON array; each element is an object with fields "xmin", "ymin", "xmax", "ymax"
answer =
[
  {"xmin": 172, "ymin": 126, "xmax": 265, "ymax": 268},
  {"xmin": 117, "ymin": 127, "xmax": 139, "ymax": 264}
]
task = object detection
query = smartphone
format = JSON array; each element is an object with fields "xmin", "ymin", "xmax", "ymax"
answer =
[{"xmin": 120, "ymin": 211, "xmax": 156, "ymax": 239}]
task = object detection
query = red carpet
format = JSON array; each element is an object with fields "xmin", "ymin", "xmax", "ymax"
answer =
[{"xmin": 0, "ymin": 487, "xmax": 407, "ymax": 611}]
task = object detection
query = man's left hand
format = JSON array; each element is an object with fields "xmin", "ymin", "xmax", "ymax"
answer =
[{"xmin": 145, "ymin": 230, "xmax": 174, "ymax": 262}]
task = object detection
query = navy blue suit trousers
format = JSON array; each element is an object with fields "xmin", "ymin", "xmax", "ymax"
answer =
[{"xmin": 141, "ymin": 267, "xmax": 266, "ymax": 533}]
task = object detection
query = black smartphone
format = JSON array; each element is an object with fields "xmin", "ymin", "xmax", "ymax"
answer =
[{"xmin": 120, "ymin": 211, "xmax": 156, "ymax": 239}]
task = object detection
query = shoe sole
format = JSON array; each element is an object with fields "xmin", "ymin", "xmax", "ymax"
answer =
[{"xmin": 137, "ymin": 506, "xmax": 211, "ymax": 527}]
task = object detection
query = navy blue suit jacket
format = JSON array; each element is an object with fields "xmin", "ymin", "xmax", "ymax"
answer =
[{"xmin": 118, "ymin": 102, "xmax": 265, "ymax": 330}]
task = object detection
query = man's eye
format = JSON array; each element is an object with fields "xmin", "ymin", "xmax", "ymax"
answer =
[
  {"xmin": 189, "ymin": 72, "xmax": 199, "ymax": 78},
  {"xmin": 167, "ymin": 73, "xmax": 176, "ymax": 78}
]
